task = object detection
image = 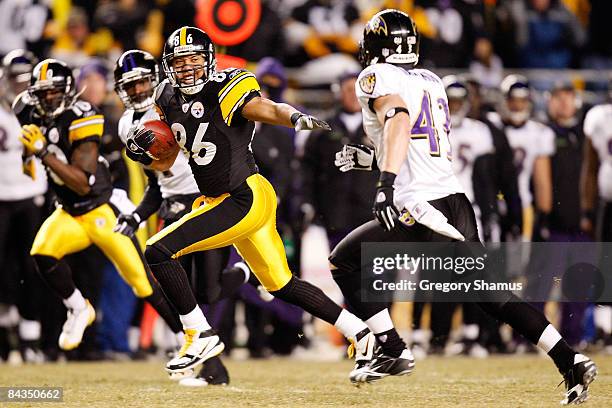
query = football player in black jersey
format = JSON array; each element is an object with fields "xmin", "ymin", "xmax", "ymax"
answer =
[
  {"xmin": 128, "ymin": 26, "xmax": 376, "ymax": 378},
  {"xmin": 13, "ymin": 58, "xmax": 183, "ymax": 353}
]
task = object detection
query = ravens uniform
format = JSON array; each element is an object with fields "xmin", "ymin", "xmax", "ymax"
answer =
[
  {"xmin": 14, "ymin": 58, "xmax": 182, "ymax": 351},
  {"xmin": 140, "ymin": 26, "xmax": 374, "ymax": 377}
]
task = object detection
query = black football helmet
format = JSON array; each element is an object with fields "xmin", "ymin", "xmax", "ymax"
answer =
[
  {"xmin": 358, "ymin": 9, "xmax": 420, "ymax": 69},
  {"xmin": 114, "ymin": 50, "xmax": 160, "ymax": 112},
  {"xmin": 162, "ymin": 26, "xmax": 216, "ymax": 95},
  {"xmin": 443, "ymin": 75, "xmax": 470, "ymax": 127},
  {"xmin": 499, "ymin": 74, "xmax": 531, "ymax": 126},
  {"xmin": 2, "ymin": 49, "xmax": 38, "ymax": 102},
  {"xmin": 28, "ymin": 59, "xmax": 75, "ymax": 118}
]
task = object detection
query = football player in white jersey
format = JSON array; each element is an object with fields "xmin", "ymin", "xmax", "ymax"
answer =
[
  {"xmin": 332, "ymin": 10, "xmax": 596, "ymax": 403},
  {"xmin": 0, "ymin": 49, "xmax": 47, "ymax": 362},
  {"xmin": 112, "ymin": 50, "xmax": 260, "ymax": 386},
  {"xmin": 487, "ymin": 75, "xmax": 554, "ymax": 241}
]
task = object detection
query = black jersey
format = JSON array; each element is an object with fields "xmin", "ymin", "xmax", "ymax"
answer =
[
  {"xmin": 154, "ymin": 68, "xmax": 260, "ymax": 197},
  {"xmin": 13, "ymin": 93, "xmax": 113, "ymax": 216}
]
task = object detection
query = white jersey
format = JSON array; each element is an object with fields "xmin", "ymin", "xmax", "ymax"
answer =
[
  {"xmin": 118, "ymin": 109, "xmax": 199, "ymax": 198},
  {"xmin": 0, "ymin": 104, "xmax": 47, "ymax": 201},
  {"xmin": 584, "ymin": 104, "xmax": 612, "ymax": 201},
  {"xmin": 487, "ymin": 112, "xmax": 555, "ymax": 208},
  {"xmin": 356, "ymin": 64, "xmax": 463, "ymax": 211},
  {"xmin": 449, "ymin": 118, "xmax": 495, "ymax": 203}
]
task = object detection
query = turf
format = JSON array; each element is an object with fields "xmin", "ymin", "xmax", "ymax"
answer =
[{"xmin": 2, "ymin": 355, "xmax": 611, "ymax": 407}]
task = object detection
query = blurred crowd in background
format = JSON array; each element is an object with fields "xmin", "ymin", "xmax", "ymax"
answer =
[{"xmin": 0, "ymin": 0, "xmax": 611, "ymax": 364}]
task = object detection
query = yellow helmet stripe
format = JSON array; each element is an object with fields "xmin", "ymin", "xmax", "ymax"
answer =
[
  {"xmin": 39, "ymin": 62, "xmax": 48, "ymax": 80},
  {"xmin": 179, "ymin": 27, "xmax": 187, "ymax": 46}
]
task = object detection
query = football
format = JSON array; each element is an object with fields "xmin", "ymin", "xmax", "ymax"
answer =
[{"xmin": 142, "ymin": 119, "xmax": 178, "ymax": 160}]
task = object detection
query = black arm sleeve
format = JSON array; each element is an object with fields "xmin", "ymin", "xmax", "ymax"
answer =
[
  {"xmin": 489, "ymin": 123, "xmax": 523, "ymax": 232},
  {"xmin": 133, "ymin": 170, "xmax": 163, "ymax": 221}
]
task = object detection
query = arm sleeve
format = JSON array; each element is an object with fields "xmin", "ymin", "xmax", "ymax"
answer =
[
  {"xmin": 133, "ymin": 170, "xmax": 163, "ymax": 221},
  {"xmin": 218, "ymin": 69, "xmax": 261, "ymax": 126},
  {"xmin": 68, "ymin": 113, "xmax": 105, "ymax": 148}
]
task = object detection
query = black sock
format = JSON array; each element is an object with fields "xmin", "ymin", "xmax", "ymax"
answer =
[
  {"xmin": 478, "ymin": 296, "xmax": 549, "ymax": 344},
  {"xmin": 270, "ymin": 276, "xmax": 343, "ymax": 324},
  {"xmin": 144, "ymin": 278, "xmax": 182, "ymax": 333},
  {"xmin": 549, "ymin": 339, "xmax": 577, "ymax": 374},
  {"xmin": 33, "ymin": 255, "xmax": 76, "ymax": 299},
  {"xmin": 332, "ymin": 267, "xmax": 390, "ymax": 321},
  {"xmin": 148, "ymin": 260, "xmax": 198, "ymax": 315},
  {"xmin": 375, "ymin": 329, "xmax": 406, "ymax": 358}
]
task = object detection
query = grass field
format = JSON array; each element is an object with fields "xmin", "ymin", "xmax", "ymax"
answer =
[{"xmin": 2, "ymin": 355, "xmax": 611, "ymax": 407}]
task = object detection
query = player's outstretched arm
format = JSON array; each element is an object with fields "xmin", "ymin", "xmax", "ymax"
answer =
[
  {"xmin": 241, "ymin": 96, "xmax": 331, "ymax": 131},
  {"xmin": 47, "ymin": 140, "xmax": 98, "ymax": 196}
]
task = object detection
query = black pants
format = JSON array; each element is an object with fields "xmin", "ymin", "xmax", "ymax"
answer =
[{"xmin": 0, "ymin": 198, "xmax": 44, "ymax": 321}]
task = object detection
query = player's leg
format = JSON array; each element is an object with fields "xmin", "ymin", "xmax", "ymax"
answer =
[
  {"xmin": 29, "ymin": 207, "xmax": 95, "ymax": 350},
  {"xmin": 84, "ymin": 204, "xmax": 183, "ymax": 335},
  {"xmin": 447, "ymin": 193, "xmax": 596, "ymax": 404},
  {"xmin": 329, "ymin": 219, "xmax": 415, "ymax": 382}
]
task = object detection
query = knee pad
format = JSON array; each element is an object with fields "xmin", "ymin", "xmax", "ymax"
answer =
[{"xmin": 144, "ymin": 243, "xmax": 173, "ymax": 265}]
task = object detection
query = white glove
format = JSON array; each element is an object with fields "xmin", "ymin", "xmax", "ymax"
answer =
[
  {"xmin": 334, "ymin": 143, "xmax": 376, "ymax": 172},
  {"xmin": 291, "ymin": 113, "xmax": 331, "ymax": 131}
]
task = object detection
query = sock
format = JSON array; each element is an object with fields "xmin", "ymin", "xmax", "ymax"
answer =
[
  {"xmin": 538, "ymin": 324, "xmax": 576, "ymax": 373},
  {"xmin": 270, "ymin": 276, "xmax": 347, "ymax": 325},
  {"xmin": 33, "ymin": 256, "xmax": 76, "ymax": 299},
  {"xmin": 63, "ymin": 289, "xmax": 86, "ymax": 310},
  {"xmin": 180, "ymin": 306, "xmax": 212, "ymax": 332},
  {"xmin": 334, "ymin": 309, "xmax": 369, "ymax": 340},
  {"xmin": 144, "ymin": 280, "xmax": 182, "ymax": 333},
  {"xmin": 365, "ymin": 309, "xmax": 394, "ymax": 334},
  {"xmin": 148, "ymin": 260, "xmax": 198, "ymax": 315}
]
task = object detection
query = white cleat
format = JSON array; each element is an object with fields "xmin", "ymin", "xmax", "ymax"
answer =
[
  {"xmin": 165, "ymin": 329, "xmax": 225, "ymax": 374},
  {"xmin": 347, "ymin": 329, "xmax": 376, "ymax": 384},
  {"xmin": 58, "ymin": 300, "xmax": 96, "ymax": 351},
  {"xmin": 561, "ymin": 354, "xmax": 597, "ymax": 405}
]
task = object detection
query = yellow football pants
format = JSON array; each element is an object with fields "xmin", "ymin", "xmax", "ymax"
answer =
[
  {"xmin": 147, "ymin": 174, "xmax": 293, "ymax": 291},
  {"xmin": 31, "ymin": 204, "xmax": 153, "ymax": 297}
]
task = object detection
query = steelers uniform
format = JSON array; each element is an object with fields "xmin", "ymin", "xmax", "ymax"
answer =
[
  {"xmin": 12, "ymin": 93, "xmax": 153, "ymax": 298},
  {"xmin": 147, "ymin": 69, "xmax": 292, "ymax": 291}
]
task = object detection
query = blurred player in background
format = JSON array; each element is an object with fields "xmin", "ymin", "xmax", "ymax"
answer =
[
  {"xmin": 487, "ymin": 74, "xmax": 554, "ymax": 241},
  {"xmin": 332, "ymin": 10, "xmax": 597, "ymax": 402},
  {"xmin": 113, "ymin": 49, "xmax": 260, "ymax": 386},
  {"xmin": 12, "ymin": 58, "xmax": 183, "ymax": 354},
  {"xmin": 129, "ymin": 26, "xmax": 377, "ymax": 380},
  {"xmin": 0, "ymin": 49, "xmax": 47, "ymax": 362}
]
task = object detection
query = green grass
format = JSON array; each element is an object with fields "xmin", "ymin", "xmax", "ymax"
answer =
[{"xmin": 2, "ymin": 355, "xmax": 611, "ymax": 407}]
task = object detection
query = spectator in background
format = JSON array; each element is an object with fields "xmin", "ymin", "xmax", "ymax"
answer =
[
  {"xmin": 301, "ymin": 72, "xmax": 378, "ymax": 249},
  {"xmin": 285, "ymin": 0, "xmax": 361, "ymax": 69},
  {"xmin": 582, "ymin": 0, "xmax": 612, "ymax": 69},
  {"xmin": 469, "ymin": 36, "xmax": 503, "ymax": 89},
  {"xmin": 0, "ymin": 0, "xmax": 49, "ymax": 57},
  {"xmin": 93, "ymin": 0, "xmax": 152, "ymax": 54},
  {"xmin": 225, "ymin": 0, "xmax": 287, "ymax": 62},
  {"xmin": 51, "ymin": 7, "xmax": 116, "ymax": 68},
  {"xmin": 506, "ymin": 0, "xmax": 586, "ymax": 68},
  {"xmin": 525, "ymin": 82, "xmax": 592, "ymax": 348}
]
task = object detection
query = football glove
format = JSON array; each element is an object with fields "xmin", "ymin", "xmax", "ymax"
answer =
[
  {"xmin": 334, "ymin": 143, "xmax": 376, "ymax": 172},
  {"xmin": 291, "ymin": 112, "xmax": 331, "ymax": 131},
  {"xmin": 126, "ymin": 127, "xmax": 155, "ymax": 165},
  {"xmin": 373, "ymin": 171, "xmax": 400, "ymax": 231},
  {"xmin": 20, "ymin": 124, "xmax": 48, "ymax": 158},
  {"xmin": 113, "ymin": 213, "xmax": 141, "ymax": 237}
]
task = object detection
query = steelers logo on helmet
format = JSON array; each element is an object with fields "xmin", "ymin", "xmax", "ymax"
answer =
[
  {"xmin": 28, "ymin": 59, "xmax": 76, "ymax": 118},
  {"xmin": 113, "ymin": 50, "xmax": 160, "ymax": 112},
  {"xmin": 162, "ymin": 26, "xmax": 217, "ymax": 95},
  {"xmin": 196, "ymin": 0, "xmax": 261, "ymax": 46},
  {"xmin": 359, "ymin": 9, "xmax": 420, "ymax": 69}
]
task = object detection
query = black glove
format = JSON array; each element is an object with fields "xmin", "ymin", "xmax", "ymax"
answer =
[
  {"xmin": 290, "ymin": 112, "xmax": 331, "ymax": 131},
  {"xmin": 126, "ymin": 128, "xmax": 156, "ymax": 165},
  {"xmin": 373, "ymin": 171, "xmax": 400, "ymax": 231},
  {"xmin": 113, "ymin": 213, "xmax": 142, "ymax": 237}
]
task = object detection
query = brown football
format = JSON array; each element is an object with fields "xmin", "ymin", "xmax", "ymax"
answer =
[{"xmin": 142, "ymin": 119, "xmax": 178, "ymax": 160}]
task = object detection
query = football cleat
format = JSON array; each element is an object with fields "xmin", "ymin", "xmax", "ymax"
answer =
[
  {"xmin": 165, "ymin": 329, "xmax": 225, "ymax": 374},
  {"xmin": 179, "ymin": 356, "xmax": 229, "ymax": 387},
  {"xmin": 351, "ymin": 345, "xmax": 415, "ymax": 384},
  {"xmin": 58, "ymin": 300, "xmax": 96, "ymax": 351},
  {"xmin": 560, "ymin": 354, "xmax": 597, "ymax": 405},
  {"xmin": 347, "ymin": 329, "xmax": 376, "ymax": 383}
]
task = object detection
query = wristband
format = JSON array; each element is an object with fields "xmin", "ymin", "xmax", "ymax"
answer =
[
  {"xmin": 290, "ymin": 112, "xmax": 303, "ymax": 126},
  {"xmin": 377, "ymin": 171, "xmax": 397, "ymax": 187}
]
